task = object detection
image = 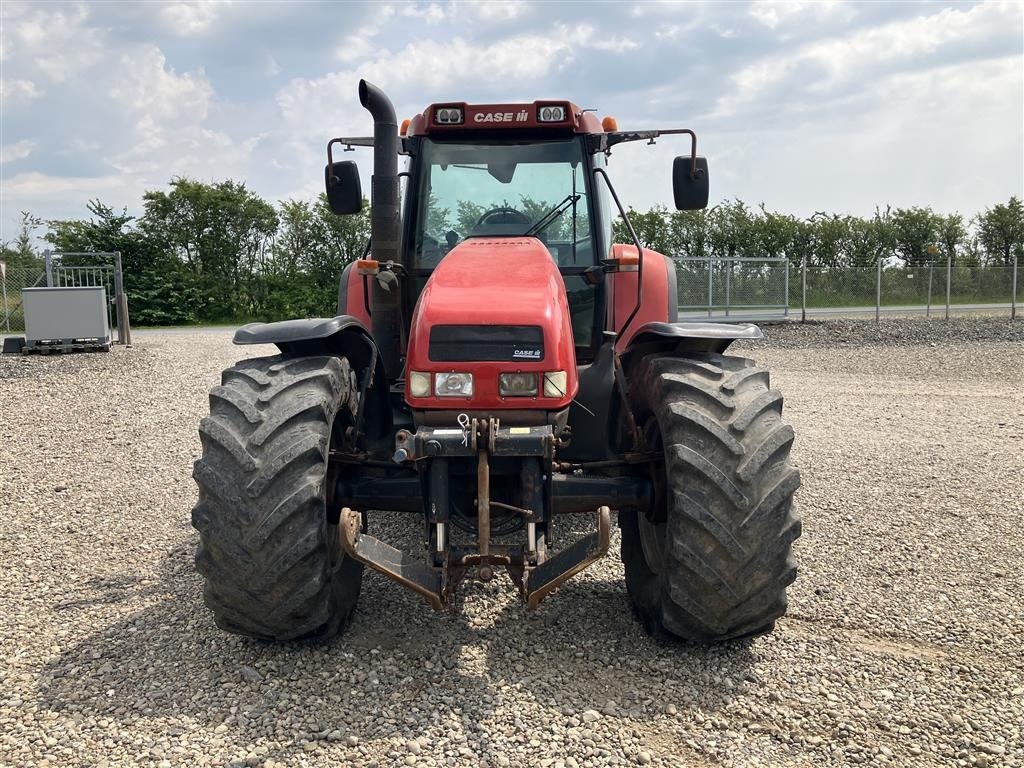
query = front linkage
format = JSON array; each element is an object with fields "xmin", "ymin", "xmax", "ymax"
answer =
[{"xmin": 337, "ymin": 417, "xmax": 614, "ymax": 610}]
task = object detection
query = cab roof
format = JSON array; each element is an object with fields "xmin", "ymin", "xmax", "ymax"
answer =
[{"xmin": 407, "ymin": 101, "xmax": 605, "ymax": 137}]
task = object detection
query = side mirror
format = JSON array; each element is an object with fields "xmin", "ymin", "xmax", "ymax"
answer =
[
  {"xmin": 324, "ymin": 161, "xmax": 362, "ymax": 215},
  {"xmin": 672, "ymin": 156, "xmax": 709, "ymax": 210}
]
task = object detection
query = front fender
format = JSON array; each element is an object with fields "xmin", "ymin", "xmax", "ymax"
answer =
[
  {"xmin": 235, "ymin": 315, "xmax": 368, "ymax": 348},
  {"xmin": 621, "ymin": 320, "xmax": 763, "ymax": 360},
  {"xmin": 234, "ymin": 315, "xmax": 391, "ymax": 444}
]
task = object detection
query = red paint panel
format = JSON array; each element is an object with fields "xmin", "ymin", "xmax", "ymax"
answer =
[
  {"xmin": 609, "ymin": 244, "xmax": 671, "ymax": 350},
  {"xmin": 343, "ymin": 262, "xmax": 371, "ymax": 327},
  {"xmin": 405, "ymin": 238, "xmax": 578, "ymax": 410}
]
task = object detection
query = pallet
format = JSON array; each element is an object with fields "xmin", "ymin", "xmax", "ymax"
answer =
[{"xmin": 21, "ymin": 337, "xmax": 111, "ymax": 355}]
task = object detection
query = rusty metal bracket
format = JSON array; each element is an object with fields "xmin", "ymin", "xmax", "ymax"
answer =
[
  {"xmin": 338, "ymin": 508, "xmax": 444, "ymax": 610},
  {"xmin": 524, "ymin": 506, "xmax": 611, "ymax": 609}
]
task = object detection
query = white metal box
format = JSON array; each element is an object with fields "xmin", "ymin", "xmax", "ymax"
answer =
[{"xmin": 22, "ymin": 287, "xmax": 111, "ymax": 343}]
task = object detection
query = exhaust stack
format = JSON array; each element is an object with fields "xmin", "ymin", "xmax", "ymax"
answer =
[{"xmin": 359, "ymin": 79, "xmax": 401, "ymax": 377}]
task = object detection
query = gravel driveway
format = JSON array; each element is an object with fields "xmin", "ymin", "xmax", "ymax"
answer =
[{"xmin": 1, "ymin": 318, "xmax": 1021, "ymax": 768}]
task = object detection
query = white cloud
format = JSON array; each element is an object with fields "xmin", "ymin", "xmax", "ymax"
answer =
[
  {"xmin": 285, "ymin": 24, "xmax": 595, "ymax": 127},
  {"xmin": 3, "ymin": 3, "xmax": 104, "ymax": 82},
  {"xmin": 109, "ymin": 45, "xmax": 213, "ymax": 124},
  {"xmin": 100, "ymin": 45, "xmax": 263, "ymax": 191},
  {"xmin": 399, "ymin": 3, "xmax": 446, "ymax": 24},
  {"xmin": 337, "ymin": 28, "xmax": 380, "ymax": 64},
  {"xmin": 0, "ymin": 78, "xmax": 43, "ymax": 104},
  {"xmin": 0, "ymin": 139, "xmax": 36, "ymax": 164},
  {"xmin": 0, "ymin": 170, "xmax": 130, "ymax": 201},
  {"xmin": 466, "ymin": 0, "xmax": 529, "ymax": 21},
  {"xmin": 655, "ymin": 22, "xmax": 698, "ymax": 41},
  {"xmin": 592, "ymin": 36, "xmax": 639, "ymax": 54},
  {"xmin": 714, "ymin": 1, "xmax": 1021, "ymax": 117},
  {"xmin": 748, "ymin": 1, "xmax": 856, "ymax": 31},
  {"xmin": 159, "ymin": 1, "xmax": 232, "ymax": 36}
]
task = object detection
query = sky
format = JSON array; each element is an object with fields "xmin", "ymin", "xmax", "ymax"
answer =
[{"xmin": 1, "ymin": 0, "xmax": 1022, "ymax": 243}]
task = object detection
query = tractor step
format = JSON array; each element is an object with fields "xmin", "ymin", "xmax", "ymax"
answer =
[
  {"xmin": 338, "ymin": 508, "xmax": 444, "ymax": 610},
  {"xmin": 525, "ymin": 506, "xmax": 611, "ymax": 609}
]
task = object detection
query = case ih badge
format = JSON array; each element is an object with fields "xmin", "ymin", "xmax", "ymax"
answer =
[
  {"xmin": 191, "ymin": 79, "xmax": 801, "ymax": 645},
  {"xmin": 474, "ymin": 110, "xmax": 530, "ymax": 123}
]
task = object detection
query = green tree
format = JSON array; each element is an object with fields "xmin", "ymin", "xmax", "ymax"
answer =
[
  {"xmin": 974, "ymin": 196, "xmax": 1024, "ymax": 266},
  {"xmin": 808, "ymin": 213, "xmax": 852, "ymax": 269},
  {"xmin": 266, "ymin": 195, "xmax": 372, "ymax": 319},
  {"xmin": 0, "ymin": 211, "xmax": 44, "ymax": 270},
  {"xmin": 666, "ymin": 209, "xmax": 712, "ymax": 260},
  {"xmin": 936, "ymin": 213, "xmax": 966, "ymax": 268},
  {"xmin": 45, "ymin": 200, "xmax": 195, "ymax": 325},
  {"xmin": 891, "ymin": 206, "xmax": 940, "ymax": 267},
  {"xmin": 140, "ymin": 179, "xmax": 278, "ymax": 321},
  {"xmin": 846, "ymin": 207, "xmax": 895, "ymax": 267},
  {"xmin": 707, "ymin": 200, "xmax": 755, "ymax": 260}
]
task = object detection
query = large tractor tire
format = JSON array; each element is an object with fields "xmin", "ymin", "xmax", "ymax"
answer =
[
  {"xmin": 191, "ymin": 354, "xmax": 363, "ymax": 641},
  {"xmin": 621, "ymin": 352, "xmax": 801, "ymax": 642}
]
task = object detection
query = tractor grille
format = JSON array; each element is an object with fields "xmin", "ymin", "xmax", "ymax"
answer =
[{"xmin": 429, "ymin": 325, "xmax": 544, "ymax": 362}]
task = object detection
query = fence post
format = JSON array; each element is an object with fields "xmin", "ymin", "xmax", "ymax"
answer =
[
  {"xmin": 783, "ymin": 258, "xmax": 789, "ymax": 317},
  {"xmin": 801, "ymin": 256, "xmax": 807, "ymax": 323},
  {"xmin": 707, "ymin": 255, "xmax": 713, "ymax": 319},
  {"xmin": 927, "ymin": 262, "xmax": 933, "ymax": 318},
  {"xmin": 945, "ymin": 253, "xmax": 952, "ymax": 321},
  {"xmin": 875, "ymin": 257, "xmax": 882, "ymax": 323},
  {"xmin": 113, "ymin": 251, "xmax": 131, "ymax": 346},
  {"xmin": 44, "ymin": 250, "xmax": 53, "ymax": 287},
  {"xmin": 1, "ymin": 261, "xmax": 9, "ymax": 333},
  {"xmin": 724, "ymin": 259, "xmax": 731, "ymax": 318},
  {"xmin": 1012, "ymin": 252, "xmax": 1018, "ymax": 321}
]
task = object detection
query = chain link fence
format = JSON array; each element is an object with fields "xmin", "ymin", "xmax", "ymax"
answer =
[
  {"xmin": 792, "ymin": 258, "xmax": 1020, "ymax": 320},
  {"xmin": 675, "ymin": 257, "xmax": 789, "ymax": 317},
  {"xmin": 671, "ymin": 255, "xmax": 1018, "ymax": 320},
  {"xmin": 1, "ymin": 268, "xmax": 47, "ymax": 333}
]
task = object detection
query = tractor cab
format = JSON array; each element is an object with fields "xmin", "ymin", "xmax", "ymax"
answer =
[{"xmin": 327, "ymin": 89, "xmax": 709, "ymax": 379}]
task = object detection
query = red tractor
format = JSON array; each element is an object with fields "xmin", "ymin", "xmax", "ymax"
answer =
[{"xmin": 192, "ymin": 80, "xmax": 801, "ymax": 643}]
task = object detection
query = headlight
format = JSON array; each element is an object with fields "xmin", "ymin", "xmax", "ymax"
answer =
[
  {"xmin": 434, "ymin": 372, "xmax": 474, "ymax": 397},
  {"xmin": 538, "ymin": 105, "xmax": 566, "ymax": 122},
  {"xmin": 499, "ymin": 372, "xmax": 539, "ymax": 397},
  {"xmin": 409, "ymin": 371, "xmax": 431, "ymax": 397},
  {"xmin": 543, "ymin": 371, "xmax": 568, "ymax": 398}
]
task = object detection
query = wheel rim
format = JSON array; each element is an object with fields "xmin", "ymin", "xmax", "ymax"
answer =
[
  {"xmin": 638, "ymin": 417, "xmax": 668, "ymax": 574},
  {"xmin": 638, "ymin": 508, "xmax": 668, "ymax": 575}
]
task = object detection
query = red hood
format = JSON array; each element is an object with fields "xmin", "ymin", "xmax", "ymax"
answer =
[
  {"xmin": 405, "ymin": 237, "xmax": 578, "ymax": 410},
  {"xmin": 417, "ymin": 238, "xmax": 566, "ymax": 322}
]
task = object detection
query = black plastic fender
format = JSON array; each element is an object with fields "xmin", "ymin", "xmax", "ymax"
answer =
[
  {"xmin": 622, "ymin": 320, "xmax": 763, "ymax": 361},
  {"xmin": 233, "ymin": 315, "xmax": 392, "ymax": 444}
]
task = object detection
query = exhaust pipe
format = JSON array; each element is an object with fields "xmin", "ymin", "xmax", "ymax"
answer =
[{"xmin": 359, "ymin": 79, "xmax": 401, "ymax": 377}]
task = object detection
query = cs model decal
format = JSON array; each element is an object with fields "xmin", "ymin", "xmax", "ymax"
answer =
[
  {"xmin": 512, "ymin": 348, "xmax": 542, "ymax": 360},
  {"xmin": 474, "ymin": 110, "xmax": 530, "ymax": 123}
]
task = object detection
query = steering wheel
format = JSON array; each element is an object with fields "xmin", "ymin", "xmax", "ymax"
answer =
[{"xmin": 470, "ymin": 207, "xmax": 533, "ymax": 236}]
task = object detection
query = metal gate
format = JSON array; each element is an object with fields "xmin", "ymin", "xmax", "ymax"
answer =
[
  {"xmin": 46, "ymin": 251, "xmax": 131, "ymax": 344},
  {"xmin": 53, "ymin": 263, "xmax": 117, "ymax": 333},
  {"xmin": 674, "ymin": 256, "xmax": 790, "ymax": 319}
]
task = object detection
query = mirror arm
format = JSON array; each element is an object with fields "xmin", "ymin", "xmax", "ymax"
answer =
[
  {"xmin": 594, "ymin": 168, "xmax": 645, "ymax": 341},
  {"xmin": 603, "ymin": 129, "xmax": 703, "ymax": 180}
]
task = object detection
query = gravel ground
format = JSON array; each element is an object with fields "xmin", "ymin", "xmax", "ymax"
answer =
[{"xmin": 1, "ymin": 318, "xmax": 1022, "ymax": 768}]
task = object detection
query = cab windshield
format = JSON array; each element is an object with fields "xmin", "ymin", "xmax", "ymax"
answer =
[{"xmin": 413, "ymin": 138, "xmax": 595, "ymax": 269}]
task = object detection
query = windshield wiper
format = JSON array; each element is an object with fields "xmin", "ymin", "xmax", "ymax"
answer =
[{"xmin": 525, "ymin": 194, "xmax": 581, "ymax": 237}]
